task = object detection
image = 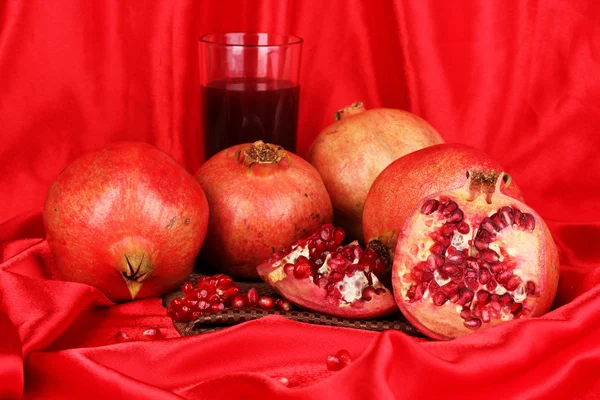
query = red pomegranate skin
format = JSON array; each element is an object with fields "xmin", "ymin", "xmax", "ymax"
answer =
[
  {"xmin": 195, "ymin": 143, "xmax": 333, "ymax": 281},
  {"xmin": 307, "ymin": 103, "xmax": 445, "ymax": 241},
  {"xmin": 363, "ymin": 143, "xmax": 525, "ymax": 249},
  {"xmin": 43, "ymin": 142, "xmax": 209, "ymax": 302}
]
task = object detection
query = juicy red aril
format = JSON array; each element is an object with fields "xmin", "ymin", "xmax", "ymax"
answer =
[
  {"xmin": 114, "ymin": 331, "xmax": 131, "ymax": 343},
  {"xmin": 246, "ymin": 288, "xmax": 259, "ymax": 306},
  {"xmin": 279, "ymin": 377, "xmax": 290, "ymax": 386},
  {"xmin": 457, "ymin": 222, "xmax": 470, "ymax": 234},
  {"xmin": 258, "ymin": 296, "xmax": 275, "ymax": 310},
  {"xmin": 182, "ymin": 282, "xmax": 195, "ymax": 294},
  {"xmin": 464, "ymin": 318, "xmax": 482, "ymax": 329},
  {"xmin": 336, "ymin": 349, "xmax": 352, "ymax": 367},
  {"xmin": 333, "ymin": 227, "xmax": 346, "ymax": 245},
  {"xmin": 293, "ymin": 262, "xmax": 311, "ymax": 279},
  {"xmin": 326, "ymin": 355, "xmax": 342, "ymax": 371},
  {"xmin": 275, "ymin": 298, "xmax": 293, "ymax": 312},
  {"xmin": 142, "ymin": 328, "xmax": 160, "ymax": 340},
  {"xmin": 421, "ymin": 199, "xmax": 439, "ymax": 215},
  {"xmin": 210, "ymin": 302, "xmax": 225, "ymax": 311},
  {"xmin": 231, "ymin": 295, "xmax": 246, "ymax": 308}
]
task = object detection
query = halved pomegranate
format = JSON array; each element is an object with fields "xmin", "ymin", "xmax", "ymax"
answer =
[
  {"xmin": 392, "ymin": 171, "xmax": 559, "ymax": 340},
  {"xmin": 257, "ymin": 224, "xmax": 397, "ymax": 319}
]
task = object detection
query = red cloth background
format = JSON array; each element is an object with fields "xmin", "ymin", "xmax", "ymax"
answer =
[{"xmin": 2, "ymin": 0, "xmax": 600, "ymax": 398}]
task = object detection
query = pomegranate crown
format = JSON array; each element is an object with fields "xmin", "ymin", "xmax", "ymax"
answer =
[
  {"xmin": 466, "ymin": 170, "xmax": 512, "ymax": 204},
  {"xmin": 235, "ymin": 140, "xmax": 291, "ymax": 167}
]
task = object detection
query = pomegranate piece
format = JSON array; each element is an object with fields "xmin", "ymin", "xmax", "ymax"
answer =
[
  {"xmin": 392, "ymin": 171, "xmax": 559, "ymax": 340},
  {"xmin": 257, "ymin": 224, "xmax": 398, "ymax": 319}
]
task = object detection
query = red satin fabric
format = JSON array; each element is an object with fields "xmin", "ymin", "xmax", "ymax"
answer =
[{"xmin": 1, "ymin": 0, "xmax": 600, "ymax": 398}]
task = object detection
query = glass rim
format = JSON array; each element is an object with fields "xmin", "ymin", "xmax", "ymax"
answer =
[{"xmin": 199, "ymin": 32, "xmax": 303, "ymax": 48}]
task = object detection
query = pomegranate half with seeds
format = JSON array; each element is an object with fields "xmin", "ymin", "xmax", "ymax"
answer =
[
  {"xmin": 392, "ymin": 171, "xmax": 559, "ymax": 340},
  {"xmin": 257, "ymin": 224, "xmax": 397, "ymax": 319}
]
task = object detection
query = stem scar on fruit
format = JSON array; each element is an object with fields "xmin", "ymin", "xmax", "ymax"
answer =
[{"xmin": 235, "ymin": 140, "xmax": 292, "ymax": 168}]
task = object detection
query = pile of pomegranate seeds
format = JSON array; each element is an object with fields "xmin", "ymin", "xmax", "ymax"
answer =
[
  {"xmin": 407, "ymin": 200, "xmax": 539, "ymax": 329},
  {"xmin": 166, "ymin": 274, "xmax": 292, "ymax": 322},
  {"xmin": 326, "ymin": 349, "xmax": 352, "ymax": 371}
]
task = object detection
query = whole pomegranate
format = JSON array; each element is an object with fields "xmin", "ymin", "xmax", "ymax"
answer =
[
  {"xmin": 307, "ymin": 102, "xmax": 444, "ymax": 241},
  {"xmin": 195, "ymin": 141, "xmax": 333, "ymax": 281},
  {"xmin": 392, "ymin": 171, "xmax": 559, "ymax": 340},
  {"xmin": 43, "ymin": 142, "xmax": 209, "ymax": 302},
  {"xmin": 363, "ymin": 143, "xmax": 524, "ymax": 251},
  {"xmin": 257, "ymin": 224, "xmax": 397, "ymax": 319}
]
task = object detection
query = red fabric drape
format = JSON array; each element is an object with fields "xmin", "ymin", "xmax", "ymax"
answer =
[{"xmin": 1, "ymin": 0, "xmax": 599, "ymax": 398}]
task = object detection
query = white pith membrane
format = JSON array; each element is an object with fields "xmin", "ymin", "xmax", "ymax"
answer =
[
  {"xmin": 397, "ymin": 186, "xmax": 542, "ymax": 332},
  {"xmin": 269, "ymin": 235, "xmax": 386, "ymax": 306}
]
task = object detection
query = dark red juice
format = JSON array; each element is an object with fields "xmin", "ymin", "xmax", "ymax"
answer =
[{"xmin": 201, "ymin": 78, "xmax": 300, "ymax": 160}]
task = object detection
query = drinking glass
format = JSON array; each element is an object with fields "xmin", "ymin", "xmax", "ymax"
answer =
[{"xmin": 199, "ymin": 32, "xmax": 303, "ymax": 161}]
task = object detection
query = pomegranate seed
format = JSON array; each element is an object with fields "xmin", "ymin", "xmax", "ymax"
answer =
[
  {"xmin": 231, "ymin": 294, "xmax": 246, "ymax": 308},
  {"xmin": 499, "ymin": 206, "xmax": 514, "ymax": 226},
  {"xmin": 191, "ymin": 311, "xmax": 202, "ymax": 319},
  {"xmin": 511, "ymin": 302, "xmax": 523, "ymax": 316},
  {"xmin": 479, "ymin": 249, "xmax": 500, "ymax": 264},
  {"xmin": 476, "ymin": 290, "xmax": 490, "ymax": 304},
  {"xmin": 279, "ymin": 377, "xmax": 289, "ymax": 386},
  {"xmin": 320, "ymin": 226, "xmax": 333, "ymax": 241},
  {"xmin": 496, "ymin": 270, "xmax": 512, "ymax": 284},
  {"xmin": 479, "ymin": 268, "xmax": 491, "ymax": 284},
  {"xmin": 442, "ymin": 265, "xmax": 459, "ymax": 276},
  {"xmin": 182, "ymin": 281, "xmax": 195, "ymax": 294},
  {"xmin": 114, "ymin": 331, "xmax": 132, "ymax": 343},
  {"xmin": 333, "ymin": 227, "xmax": 346, "ymax": 245},
  {"xmin": 429, "ymin": 243, "xmax": 446, "ymax": 256},
  {"xmin": 486, "ymin": 279, "xmax": 498, "ymax": 291},
  {"xmin": 481, "ymin": 309, "xmax": 491, "ymax": 323},
  {"xmin": 210, "ymin": 302, "xmax": 225, "ymax": 312},
  {"xmin": 446, "ymin": 209, "xmax": 464, "ymax": 223},
  {"xmin": 500, "ymin": 293, "xmax": 513, "ymax": 305},
  {"xmin": 406, "ymin": 285, "xmax": 417, "ymax": 300},
  {"xmin": 512, "ymin": 208, "xmax": 524, "ymax": 226},
  {"xmin": 275, "ymin": 298, "xmax": 293, "ymax": 312},
  {"xmin": 336, "ymin": 349, "xmax": 352, "ymax": 367},
  {"xmin": 142, "ymin": 328, "xmax": 160, "ymax": 340},
  {"xmin": 446, "ymin": 253, "xmax": 465, "ymax": 264},
  {"xmin": 459, "ymin": 309, "xmax": 471, "ymax": 319},
  {"xmin": 432, "ymin": 292, "xmax": 448, "ymax": 306},
  {"xmin": 526, "ymin": 281, "xmax": 536, "ymax": 295},
  {"xmin": 284, "ymin": 263, "xmax": 295, "ymax": 275},
  {"xmin": 246, "ymin": 288, "xmax": 259, "ymax": 306},
  {"xmin": 464, "ymin": 318, "xmax": 482, "ymax": 330},
  {"xmin": 441, "ymin": 200, "xmax": 458, "ymax": 216},
  {"xmin": 258, "ymin": 296, "xmax": 275, "ymax": 310},
  {"xmin": 457, "ymin": 222, "xmax": 470, "ymax": 234},
  {"xmin": 326, "ymin": 355, "xmax": 342, "ymax": 371},
  {"xmin": 196, "ymin": 300, "xmax": 210, "ymax": 310},
  {"xmin": 413, "ymin": 284, "xmax": 426, "ymax": 301},
  {"xmin": 421, "ymin": 271, "xmax": 434, "ymax": 283},
  {"xmin": 171, "ymin": 298, "xmax": 183, "ymax": 308},
  {"xmin": 197, "ymin": 289, "xmax": 209, "ymax": 299},
  {"xmin": 481, "ymin": 217, "xmax": 501, "ymax": 233},
  {"xmin": 523, "ymin": 213, "xmax": 536, "ymax": 231},
  {"xmin": 293, "ymin": 262, "xmax": 311, "ymax": 279},
  {"xmin": 473, "ymin": 238, "xmax": 489, "ymax": 250},
  {"xmin": 505, "ymin": 277, "xmax": 522, "ymax": 291},
  {"xmin": 440, "ymin": 282, "xmax": 459, "ymax": 298},
  {"xmin": 490, "ymin": 213, "xmax": 506, "ymax": 229},
  {"xmin": 490, "ymin": 301, "xmax": 502, "ymax": 311},
  {"xmin": 219, "ymin": 286, "xmax": 241, "ymax": 302},
  {"xmin": 457, "ymin": 289, "xmax": 474, "ymax": 306},
  {"xmin": 421, "ymin": 199, "xmax": 439, "ymax": 215}
]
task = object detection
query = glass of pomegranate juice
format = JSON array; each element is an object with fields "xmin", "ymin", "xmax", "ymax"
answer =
[{"xmin": 199, "ymin": 33, "xmax": 303, "ymax": 161}]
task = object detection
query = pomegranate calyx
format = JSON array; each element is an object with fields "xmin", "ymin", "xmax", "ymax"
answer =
[
  {"xmin": 334, "ymin": 102, "xmax": 366, "ymax": 121},
  {"xmin": 121, "ymin": 253, "xmax": 153, "ymax": 299},
  {"xmin": 235, "ymin": 140, "xmax": 291, "ymax": 168},
  {"xmin": 465, "ymin": 171, "xmax": 510, "ymax": 204}
]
